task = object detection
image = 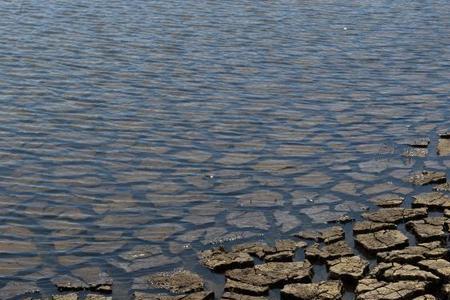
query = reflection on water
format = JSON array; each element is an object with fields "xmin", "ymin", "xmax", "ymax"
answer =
[{"xmin": 0, "ymin": 0, "xmax": 449, "ymax": 298}]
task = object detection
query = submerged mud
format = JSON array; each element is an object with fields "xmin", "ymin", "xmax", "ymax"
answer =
[{"xmin": 130, "ymin": 133, "xmax": 450, "ymax": 300}]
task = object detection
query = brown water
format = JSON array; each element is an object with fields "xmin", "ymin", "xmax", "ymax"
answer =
[{"xmin": 0, "ymin": 0, "xmax": 449, "ymax": 298}]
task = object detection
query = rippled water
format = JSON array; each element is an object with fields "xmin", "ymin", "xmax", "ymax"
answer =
[{"xmin": 0, "ymin": 0, "xmax": 449, "ymax": 298}]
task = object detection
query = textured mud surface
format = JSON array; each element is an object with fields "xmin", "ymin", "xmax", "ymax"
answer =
[{"xmin": 130, "ymin": 133, "xmax": 450, "ymax": 300}]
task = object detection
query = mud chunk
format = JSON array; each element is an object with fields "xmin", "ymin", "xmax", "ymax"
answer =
[
  {"xmin": 377, "ymin": 241, "xmax": 448, "ymax": 263},
  {"xmin": 354, "ymin": 229, "xmax": 408, "ymax": 253},
  {"xmin": 438, "ymin": 138, "xmax": 450, "ymax": 156},
  {"xmin": 231, "ymin": 243, "xmax": 274, "ymax": 259},
  {"xmin": 85, "ymin": 295, "xmax": 112, "ymax": 300},
  {"xmin": 182, "ymin": 292, "xmax": 214, "ymax": 300},
  {"xmin": 305, "ymin": 241, "xmax": 353, "ymax": 261},
  {"xmin": 413, "ymin": 296, "xmax": 436, "ymax": 300},
  {"xmin": 224, "ymin": 279, "xmax": 269, "ymax": 296},
  {"xmin": 412, "ymin": 192, "xmax": 450, "ymax": 209},
  {"xmin": 355, "ymin": 278, "xmax": 428, "ymax": 300},
  {"xmin": 353, "ymin": 221, "xmax": 396, "ymax": 234},
  {"xmin": 433, "ymin": 183, "xmax": 450, "ymax": 192},
  {"xmin": 275, "ymin": 240, "xmax": 306, "ymax": 252},
  {"xmin": 225, "ymin": 261, "xmax": 312, "ymax": 287},
  {"xmin": 231, "ymin": 240, "xmax": 305, "ymax": 262},
  {"xmin": 251, "ymin": 261, "xmax": 313, "ymax": 285},
  {"xmin": 370, "ymin": 194, "xmax": 404, "ymax": 207},
  {"xmin": 134, "ymin": 291, "xmax": 213, "ymax": 300},
  {"xmin": 418, "ymin": 259, "xmax": 450, "ymax": 281},
  {"xmin": 281, "ymin": 281, "xmax": 343, "ymax": 300},
  {"xmin": 406, "ymin": 217, "xmax": 446, "ymax": 242},
  {"xmin": 328, "ymin": 256, "xmax": 369, "ymax": 280},
  {"xmin": 221, "ymin": 292, "xmax": 267, "ymax": 300},
  {"xmin": 407, "ymin": 171, "xmax": 446, "ymax": 186},
  {"xmin": 326, "ymin": 214, "xmax": 354, "ymax": 224},
  {"xmin": 199, "ymin": 247, "xmax": 254, "ymax": 271},
  {"xmin": 264, "ymin": 240, "xmax": 305, "ymax": 262},
  {"xmin": 439, "ymin": 131, "xmax": 450, "ymax": 138},
  {"xmin": 147, "ymin": 270, "xmax": 205, "ymax": 294},
  {"xmin": 264, "ymin": 251, "xmax": 295, "ymax": 262},
  {"xmin": 295, "ymin": 230, "xmax": 321, "ymax": 241},
  {"xmin": 370, "ymin": 262, "xmax": 439, "ymax": 283},
  {"xmin": 52, "ymin": 294, "xmax": 78, "ymax": 300},
  {"xmin": 362, "ymin": 208, "xmax": 427, "ymax": 223},
  {"xmin": 295, "ymin": 226, "xmax": 344, "ymax": 244},
  {"xmin": 442, "ymin": 284, "xmax": 450, "ymax": 299}
]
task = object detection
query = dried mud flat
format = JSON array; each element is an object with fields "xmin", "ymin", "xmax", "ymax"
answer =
[{"xmin": 2, "ymin": 133, "xmax": 450, "ymax": 300}]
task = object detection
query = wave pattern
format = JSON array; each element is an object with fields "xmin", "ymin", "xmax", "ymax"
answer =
[{"xmin": 0, "ymin": 0, "xmax": 449, "ymax": 297}]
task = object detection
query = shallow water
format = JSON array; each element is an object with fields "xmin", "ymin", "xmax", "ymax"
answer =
[{"xmin": 0, "ymin": 0, "xmax": 449, "ymax": 298}]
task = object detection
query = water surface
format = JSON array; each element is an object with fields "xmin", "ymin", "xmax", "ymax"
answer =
[{"xmin": 0, "ymin": 0, "xmax": 449, "ymax": 298}]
